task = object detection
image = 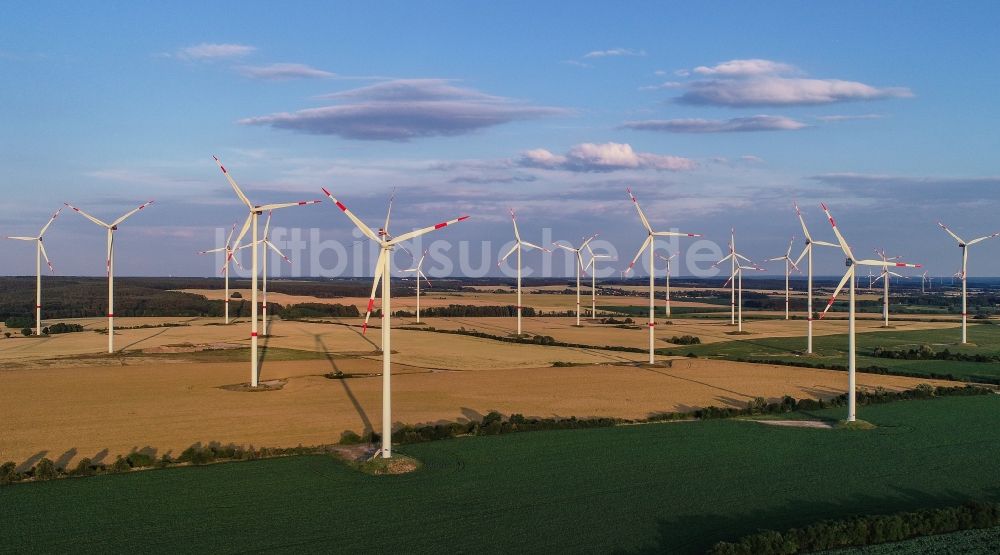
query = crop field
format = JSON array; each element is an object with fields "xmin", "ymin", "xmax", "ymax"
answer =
[
  {"xmin": 2, "ymin": 395, "xmax": 998, "ymax": 554},
  {"xmin": 672, "ymin": 324, "xmax": 1000, "ymax": 383}
]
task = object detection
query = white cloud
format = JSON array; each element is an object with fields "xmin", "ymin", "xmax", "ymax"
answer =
[
  {"xmin": 621, "ymin": 115, "xmax": 807, "ymax": 133},
  {"xmin": 175, "ymin": 43, "xmax": 256, "ymax": 60},
  {"xmin": 237, "ymin": 63, "xmax": 335, "ymax": 80},
  {"xmin": 692, "ymin": 59, "xmax": 797, "ymax": 77},
  {"xmin": 678, "ymin": 77, "xmax": 912, "ymax": 106},
  {"xmin": 657, "ymin": 59, "xmax": 912, "ymax": 107},
  {"xmin": 241, "ymin": 79, "xmax": 568, "ymax": 141},
  {"xmin": 518, "ymin": 142, "xmax": 697, "ymax": 172},
  {"xmin": 583, "ymin": 48, "xmax": 646, "ymax": 59}
]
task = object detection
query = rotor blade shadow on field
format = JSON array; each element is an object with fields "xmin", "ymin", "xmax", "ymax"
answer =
[{"xmin": 314, "ymin": 334, "xmax": 372, "ymax": 434}]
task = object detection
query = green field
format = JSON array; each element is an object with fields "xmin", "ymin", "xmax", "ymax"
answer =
[
  {"xmin": 666, "ymin": 324, "xmax": 1000, "ymax": 384},
  {"xmin": 2, "ymin": 395, "xmax": 999, "ymax": 553}
]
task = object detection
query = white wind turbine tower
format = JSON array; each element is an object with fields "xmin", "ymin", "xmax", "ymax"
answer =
[
  {"xmin": 654, "ymin": 252, "xmax": 677, "ymax": 317},
  {"xmin": 198, "ymin": 222, "xmax": 241, "ymax": 324},
  {"xmin": 938, "ymin": 222, "xmax": 999, "ymax": 344},
  {"xmin": 768, "ymin": 236, "xmax": 800, "ymax": 320},
  {"xmin": 554, "ymin": 234, "xmax": 598, "ymax": 326},
  {"xmin": 214, "ymin": 156, "xmax": 321, "ymax": 387},
  {"xmin": 403, "ymin": 250, "xmax": 431, "ymax": 323},
  {"xmin": 624, "ymin": 188, "xmax": 700, "ymax": 364},
  {"xmin": 7, "ymin": 208, "xmax": 62, "ymax": 336},
  {"xmin": 715, "ymin": 228, "xmax": 759, "ymax": 332},
  {"xmin": 583, "ymin": 244, "xmax": 610, "ymax": 318},
  {"xmin": 871, "ymin": 248, "xmax": 920, "ymax": 327},
  {"xmin": 790, "ymin": 203, "xmax": 840, "ymax": 353},
  {"xmin": 323, "ymin": 187, "xmax": 468, "ymax": 459},
  {"xmin": 237, "ymin": 211, "xmax": 293, "ymax": 337},
  {"xmin": 64, "ymin": 200, "xmax": 154, "ymax": 353},
  {"xmin": 921, "ymin": 270, "xmax": 929, "ymax": 294},
  {"xmin": 498, "ymin": 209, "xmax": 548, "ymax": 337},
  {"xmin": 817, "ymin": 203, "xmax": 920, "ymax": 422}
]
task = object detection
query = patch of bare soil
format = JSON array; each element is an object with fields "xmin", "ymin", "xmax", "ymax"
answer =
[
  {"xmin": 143, "ymin": 342, "xmax": 242, "ymax": 354},
  {"xmin": 755, "ymin": 420, "xmax": 833, "ymax": 429},
  {"xmin": 219, "ymin": 379, "xmax": 287, "ymax": 392}
]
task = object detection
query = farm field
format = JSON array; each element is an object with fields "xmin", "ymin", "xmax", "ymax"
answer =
[
  {"xmin": 2, "ymin": 395, "xmax": 998, "ymax": 554},
  {"xmin": 673, "ymin": 324, "xmax": 1000, "ymax": 384},
  {"xmin": 0, "ymin": 353, "xmax": 953, "ymax": 466}
]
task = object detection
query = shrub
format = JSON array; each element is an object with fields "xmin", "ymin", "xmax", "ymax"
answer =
[
  {"xmin": 109, "ymin": 456, "xmax": 131, "ymax": 473},
  {"xmin": 3, "ymin": 332, "xmax": 10, "ymax": 338},
  {"xmin": 33, "ymin": 458, "xmax": 59, "ymax": 480},
  {"xmin": 669, "ymin": 335, "xmax": 701, "ymax": 345},
  {"xmin": 339, "ymin": 431, "xmax": 363, "ymax": 445},
  {"xmin": 126, "ymin": 452, "xmax": 155, "ymax": 468},
  {"xmin": 230, "ymin": 292, "xmax": 242, "ymax": 299},
  {"xmin": 72, "ymin": 458, "xmax": 96, "ymax": 477},
  {"xmin": 747, "ymin": 397, "xmax": 768, "ymax": 415},
  {"xmin": 21, "ymin": 327, "xmax": 32, "ymax": 337},
  {"xmin": 0, "ymin": 461, "xmax": 18, "ymax": 485}
]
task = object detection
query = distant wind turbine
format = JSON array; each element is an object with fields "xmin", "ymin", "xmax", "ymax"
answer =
[
  {"xmin": 65, "ymin": 200, "xmax": 154, "ymax": 353},
  {"xmin": 498, "ymin": 209, "xmax": 548, "ymax": 337},
  {"xmin": 871, "ymin": 248, "xmax": 920, "ymax": 327},
  {"xmin": 7, "ymin": 207, "xmax": 62, "ymax": 336},
  {"xmin": 214, "ymin": 156, "xmax": 321, "ymax": 387},
  {"xmin": 654, "ymin": 252, "xmax": 677, "ymax": 317},
  {"xmin": 624, "ymin": 188, "xmax": 700, "ymax": 363},
  {"xmin": 198, "ymin": 222, "xmax": 242, "ymax": 324},
  {"xmin": 938, "ymin": 222, "xmax": 999, "ymax": 344},
  {"xmin": 553, "ymin": 234, "xmax": 598, "ymax": 326},
  {"xmin": 237, "ymin": 211, "xmax": 293, "ymax": 337},
  {"xmin": 584, "ymin": 243, "xmax": 610, "ymax": 318},
  {"xmin": 768, "ymin": 236, "xmax": 800, "ymax": 320},
  {"xmin": 716, "ymin": 229, "xmax": 764, "ymax": 333},
  {"xmin": 791, "ymin": 203, "xmax": 839, "ymax": 353},
  {"xmin": 402, "ymin": 250, "xmax": 431, "ymax": 323}
]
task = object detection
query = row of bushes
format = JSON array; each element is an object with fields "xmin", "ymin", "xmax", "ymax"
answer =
[
  {"xmin": 667, "ymin": 334, "xmax": 701, "ymax": 345},
  {"xmin": 873, "ymin": 344, "xmax": 1000, "ymax": 363},
  {"xmin": 0, "ymin": 443, "xmax": 331, "ymax": 486},
  {"xmin": 708, "ymin": 501, "xmax": 1000, "ymax": 554},
  {"xmin": 399, "ymin": 324, "xmax": 662, "ymax": 355},
  {"xmin": 4, "ymin": 384, "xmax": 989, "ymax": 486}
]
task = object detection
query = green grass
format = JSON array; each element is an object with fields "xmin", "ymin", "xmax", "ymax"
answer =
[
  {"xmin": 2, "ymin": 395, "xmax": 999, "ymax": 553},
  {"xmin": 824, "ymin": 526, "xmax": 1000, "ymax": 554},
  {"xmin": 669, "ymin": 324, "xmax": 1000, "ymax": 383}
]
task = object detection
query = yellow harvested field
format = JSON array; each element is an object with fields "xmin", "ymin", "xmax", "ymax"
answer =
[{"xmin": 0, "ymin": 356, "xmax": 954, "ymax": 466}]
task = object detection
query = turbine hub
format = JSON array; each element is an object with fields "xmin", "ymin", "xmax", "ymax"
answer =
[{"xmin": 845, "ymin": 258, "xmax": 853, "ymax": 267}]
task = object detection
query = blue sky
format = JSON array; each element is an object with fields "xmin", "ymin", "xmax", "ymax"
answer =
[{"xmin": 2, "ymin": 1, "xmax": 999, "ymax": 278}]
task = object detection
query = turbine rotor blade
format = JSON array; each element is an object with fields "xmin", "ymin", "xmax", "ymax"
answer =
[
  {"xmin": 39, "ymin": 207, "xmax": 63, "ymax": 236},
  {"xmin": 214, "ymin": 156, "xmax": 253, "ymax": 208},
  {"xmin": 362, "ymin": 249, "xmax": 388, "ymax": 335},
  {"xmin": 819, "ymin": 267, "xmax": 855, "ymax": 319},
  {"xmin": 624, "ymin": 235, "xmax": 652, "ymax": 274},
  {"xmin": 64, "ymin": 203, "xmax": 111, "ymax": 228},
  {"xmin": 821, "ymin": 203, "xmax": 855, "ymax": 261},
  {"xmin": 111, "ymin": 201, "xmax": 155, "ymax": 227},
  {"xmin": 322, "ymin": 188, "xmax": 380, "ymax": 242},
  {"xmin": 937, "ymin": 222, "xmax": 964, "ymax": 244},
  {"xmin": 389, "ymin": 215, "xmax": 470, "ymax": 245}
]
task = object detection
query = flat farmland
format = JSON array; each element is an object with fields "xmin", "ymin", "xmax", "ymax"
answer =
[{"xmin": 0, "ymin": 348, "xmax": 955, "ymax": 467}]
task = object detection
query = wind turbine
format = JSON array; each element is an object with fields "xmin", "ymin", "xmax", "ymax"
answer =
[
  {"xmin": 624, "ymin": 188, "xmax": 700, "ymax": 363},
  {"xmin": 237, "ymin": 211, "xmax": 293, "ymax": 337},
  {"xmin": 938, "ymin": 222, "xmax": 999, "ymax": 344},
  {"xmin": 768, "ymin": 236, "xmax": 800, "ymax": 320},
  {"xmin": 716, "ymin": 233, "xmax": 764, "ymax": 333},
  {"xmin": 790, "ymin": 203, "xmax": 840, "ymax": 353},
  {"xmin": 7, "ymin": 208, "xmax": 62, "ymax": 336},
  {"xmin": 583, "ymin": 244, "xmax": 610, "ymax": 318},
  {"xmin": 402, "ymin": 250, "xmax": 431, "ymax": 323},
  {"xmin": 214, "ymin": 156, "xmax": 321, "ymax": 387},
  {"xmin": 498, "ymin": 209, "xmax": 548, "ymax": 337},
  {"xmin": 921, "ymin": 270, "xmax": 929, "ymax": 294},
  {"xmin": 818, "ymin": 203, "xmax": 921, "ymax": 422},
  {"xmin": 654, "ymin": 252, "xmax": 677, "ymax": 317},
  {"xmin": 198, "ymin": 222, "xmax": 242, "ymax": 324},
  {"xmin": 64, "ymin": 200, "xmax": 154, "ymax": 353},
  {"xmin": 871, "ymin": 249, "xmax": 919, "ymax": 327},
  {"xmin": 714, "ymin": 228, "xmax": 757, "ymax": 331},
  {"xmin": 323, "ymin": 187, "xmax": 467, "ymax": 459},
  {"xmin": 553, "ymin": 234, "xmax": 598, "ymax": 326}
]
